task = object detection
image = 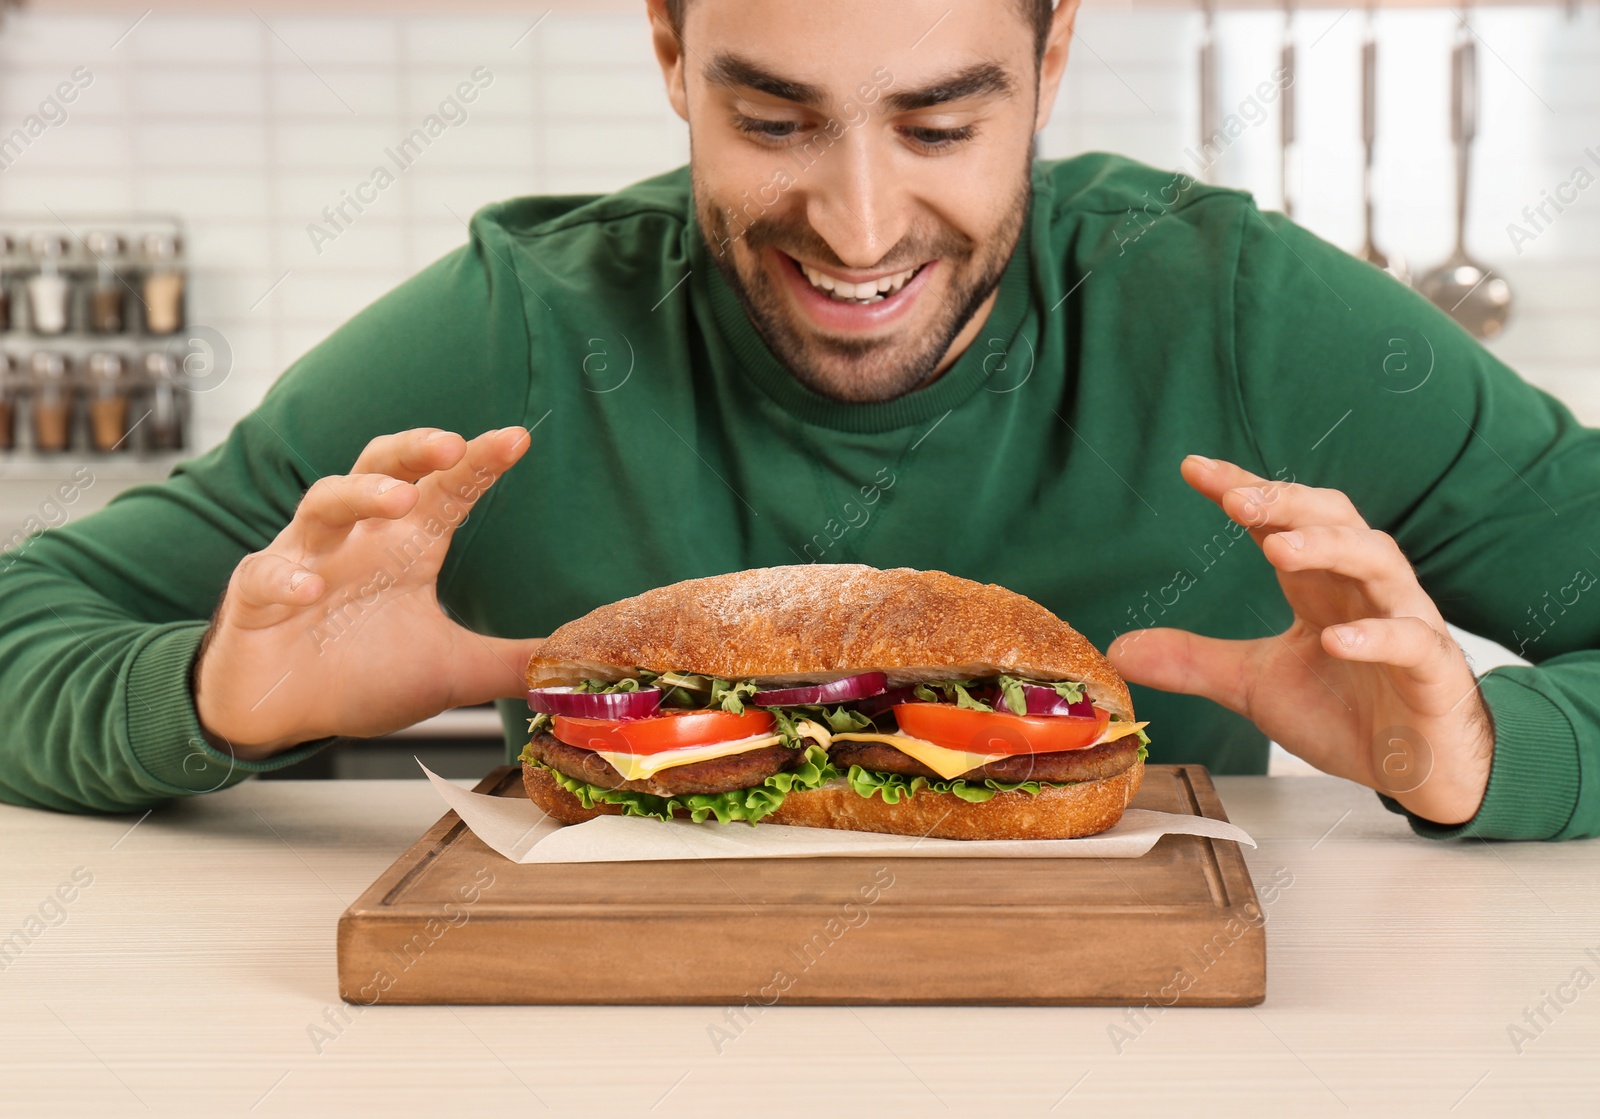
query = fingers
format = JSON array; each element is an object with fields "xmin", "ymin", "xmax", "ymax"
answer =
[
  {"xmin": 1321, "ymin": 616, "xmax": 1468, "ymax": 688},
  {"xmin": 447, "ymin": 634, "xmax": 548, "ymax": 707},
  {"xmin": 226, "ymin": 551, "xmax": 325, "ymax": 630},
  {"xmin": 1107, "ymin": 627, "xmax": 1257, "ymax": 717},
  {"xmin": 1181, "ymin": 455, "xmax": 1368, "ymax": 539},
  {"xmin": 270, "ymin": 426, "xmax": 527, "ymax": 578},
  {"xmin": 1261, "ymin": 525, "xmax": 1431, "ymax": 617},
  {"xmin": 1223, "ymin": 481, "xmax": 1367, "ymax": 537},
  {"xmin": 352, "ymin": 428, "xmax": 468, "ymax": 482},
  {"xmin": 415, "ymin": 426, "xmax": 531, "ymax": 526},
  {"xmin": 291, "ymin": 472, "xmax": 418, "ymax": 554},
  {"xmin": 1179, "ymin": 453, "xmax": 1267, "ymax": 504}
]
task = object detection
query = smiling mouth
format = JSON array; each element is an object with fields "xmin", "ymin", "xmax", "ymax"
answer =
[{"xmin": 791, "ymin": 256, "xmax": 927, "ymax": 304}]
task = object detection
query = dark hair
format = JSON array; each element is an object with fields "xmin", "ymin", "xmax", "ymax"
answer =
[{"xmin": 663, "ymin": 0, "xmax": 1057, "ymax": 63}]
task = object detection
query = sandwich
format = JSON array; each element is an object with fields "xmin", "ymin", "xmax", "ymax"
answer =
[{"xmin": 519, "ymin": 565, "xmax": 1149, "ymax": 840}]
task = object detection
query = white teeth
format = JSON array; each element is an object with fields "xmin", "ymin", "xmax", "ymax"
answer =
[{"xmin": 799, "ymin": 261, "xmax": 918, "ymax": 303}]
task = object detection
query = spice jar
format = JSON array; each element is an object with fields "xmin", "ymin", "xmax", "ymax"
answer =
[
  {"xmin": 30, "ymin": 351, "xmax": 72, "ymax": 452},
  {"xmin": 0, "ymin": 234, "xmax": 15, "ymax": 333},
  {"xmin": 27, "ymin": 233, "xmax": 72, "ymax": 336},
  {"xmin": 141, "ymin": 232, "xmax": 184, "ymax": 335},
  {"xmin": 86, "ymin": 231, "xmax": 126, "ymax": 335},
  {"xmin": 142, "ymin": 351, "xmax": 184, "ymax": 451},
  {"xmin": 0, "ymin": 354, "xmax": 17, "ymax": 451},
  {"xmin": 86, "ymin": 352, "xmax": 130, "ymax": 452}
]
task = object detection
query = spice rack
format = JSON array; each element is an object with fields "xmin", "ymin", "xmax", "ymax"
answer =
[{"xmin": 0, "ymin": 217, "xmax": 191, "ymax": 460}]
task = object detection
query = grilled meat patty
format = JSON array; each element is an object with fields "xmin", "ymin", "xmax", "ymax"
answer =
[
  {"xmin": 828, "ymin": 735, "xmax": 1141, "ymax": 784},
  {"xmin": 525, "ymin": 730, "xmax": 813, "ymax": 796}
]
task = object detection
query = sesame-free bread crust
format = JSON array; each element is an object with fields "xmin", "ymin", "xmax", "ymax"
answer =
[
  {"xmin": 525, "ymin": 564, "xmax": 1133, "ymax": 721},
  {"xmin": 522, "ymin": 762, "xmax": 618, "ymax": 825},
  {"xmin": 520, "ymin": 757, "xmax": 1145, "ymax": 840}
]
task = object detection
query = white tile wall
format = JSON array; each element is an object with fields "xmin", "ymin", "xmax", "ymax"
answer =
[{"xmin": 0, "ymin": 7, "xmax": 1596, "ymax": 540}]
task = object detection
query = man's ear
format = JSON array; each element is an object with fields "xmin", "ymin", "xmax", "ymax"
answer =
[
  {"xmin": 1035, "ymin": 0, "xmax": 1082, "ymax": 133},
  {"xmin": 646, "ymin": 0, "xmax": 690, "ymax": 123}
]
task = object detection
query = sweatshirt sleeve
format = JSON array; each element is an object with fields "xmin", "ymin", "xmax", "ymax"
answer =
[
  {"xmin": 0, "ymin": 214, "xmax": 535, "ymax": 813},
  {"xmin": 1228, "ymin": 202, "xmax": 1600, "ymax": 841}
]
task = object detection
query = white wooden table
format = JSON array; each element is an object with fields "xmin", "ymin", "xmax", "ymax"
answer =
[{"xmin": 2, "ymin": 775, "xmax": 1595, "ymax": 1116}]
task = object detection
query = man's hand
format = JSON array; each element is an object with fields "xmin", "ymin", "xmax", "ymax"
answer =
[
  {"xmin": 1107, "ymin": 455, "xmax": 1494, "ymax": 825},
  {"xmin": 194, "ymin": 426, "xmax": 541, "ymax": 759}
]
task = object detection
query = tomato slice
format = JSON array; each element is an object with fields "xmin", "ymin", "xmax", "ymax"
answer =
[
  {"xmin": 892, "ymin": 703, "xmax": 1110, "ymax": 755},
  {"xmin": 552, "ymin": 709, "xmax": 776, "ymax": 756}
]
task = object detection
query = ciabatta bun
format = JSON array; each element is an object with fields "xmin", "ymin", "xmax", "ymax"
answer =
[
  {"xmin": 525, "ymin": 564, "xmax": 1132, "ymax": 720},
  {"xmin": 521, "ymin": 758, "xmax": 1144, "ymax": 842}
]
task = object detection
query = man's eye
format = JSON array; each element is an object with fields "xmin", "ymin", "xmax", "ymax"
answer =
[
  {"xmin": 733, "ymin": 115, "xmax": 803, "ymax": 141},
  {"xmin": 902, "ymin": 125, "xmax": 975, "ymax": 151}
]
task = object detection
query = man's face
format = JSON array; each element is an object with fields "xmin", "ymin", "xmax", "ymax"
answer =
[{"xmin": 654, "ymin": 0, "xmax": 1062, "ymax": 403}]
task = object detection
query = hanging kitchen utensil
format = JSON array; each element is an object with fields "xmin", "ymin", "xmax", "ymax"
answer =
[
  {"xmin": 1279, "ymin": 3, "xmax": 1296, "ymax": 218},
  {"xmin": 1418, "ymin": 15, "xmax": 1512, "ymax": 338},
  {"xmin": 1197, "ymin": 1, "xmax": 1218, "ymax": 181},
  {"xmin": 1357, "ymin": 9, "xmax": 1409, "ymax": 285}
]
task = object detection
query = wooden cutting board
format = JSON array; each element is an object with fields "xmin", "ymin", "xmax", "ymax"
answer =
[{"xmin": 337, "ymin": 764, "xmax": 1265, "ymax": 1006}]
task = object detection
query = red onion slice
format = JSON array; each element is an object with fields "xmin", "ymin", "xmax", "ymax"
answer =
[
  {"xmin": 527, "ymin": 686, "xmax": 663, "ymax": 721},
  {"xmin": 847, "ymin": 684, "xmax": 924, "ymax": 718},
  {"xmin": 977, "ymin": 682, "xmax": 1095, "ymax": 718},
  {"xmin": 752, "ymin": 671, "xmax": 887, "ymax": 707}
]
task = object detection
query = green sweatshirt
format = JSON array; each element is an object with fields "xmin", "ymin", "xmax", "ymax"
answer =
[{"xmin": 1, "ymin": 155, "xmax": 1595, "ymax": 840}]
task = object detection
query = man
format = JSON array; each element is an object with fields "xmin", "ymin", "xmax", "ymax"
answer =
[{"xmin": 0, "ymin": 0, "xmax": 1595, "ymax": 839}]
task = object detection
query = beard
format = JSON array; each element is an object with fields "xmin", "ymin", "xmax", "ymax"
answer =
[{"xmin": 695, "ymin": 165, "xmax": 1032, "ymax": 404}]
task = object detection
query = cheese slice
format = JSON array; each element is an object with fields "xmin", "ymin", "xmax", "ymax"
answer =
[
  {"xmin": 793, "ymin": 719, "xmax": 833, "ymax": 748},
  {"xmin": 1096, "ymin": 720, "xmax": 1149, "ymax": 745},
  {"xmin": 594, "ymin": 733, "xmax": 784, "ymax": 782},
  {"xmin": 830, "ymin": 732, "xmax": 1009, "ymax": 780}
]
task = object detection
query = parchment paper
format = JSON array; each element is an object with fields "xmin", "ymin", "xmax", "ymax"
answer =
[{"xmin": 420, "ymin": 763, "xmax": 1255, "ymax": 863}]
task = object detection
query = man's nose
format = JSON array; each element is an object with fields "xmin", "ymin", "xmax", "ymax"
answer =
[{"xmin": 803, "ymin": 130, "xmax": 911, "ymax": 269}]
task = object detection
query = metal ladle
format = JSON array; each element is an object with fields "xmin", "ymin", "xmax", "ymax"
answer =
[
  {"xmin": 1279, "ymin": 3, "xmax": 1296, "ymax": 218},
  {"xmin": 1197, "ymin": 1, "xmax": 1217, "ymax": 182},
  {"xmin": 1418, "ymin": 18, "xmax": 1512, "ymax": 338},
  {"xmin": 1356, "ymin": 13, "xmax": 1408, "ymax": 284}
]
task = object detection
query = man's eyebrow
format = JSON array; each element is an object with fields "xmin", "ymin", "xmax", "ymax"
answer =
[
  {"xmin": 883, "ymin": 63, "xmax": 1014, "ymax": 112},
  {"xmin": 703, "ymin": 52, "xmax": 824, "ymax": 107}
]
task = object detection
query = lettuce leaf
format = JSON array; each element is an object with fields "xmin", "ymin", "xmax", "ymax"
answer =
[
  {"xmin": 521, "ymin": 742, "xmax": 838, "ymax": 825},
  {"xmin": 911, "ymin": 679, "xmax": 993, "ymax": 710},
  {"xmin": 711, "ymin": 678, "xmax": 758, "ymax": 714},
  {"xmin": 645, "ymin": 671, "xmax": 757, "ymax": 713},
  {"xmin": 995, "ymin": 674, "xmax": 1086, "ymax": 715},
  {"xmin": 764, "ymin": 702, "xmax": 872, "ymax": 746},
  {"xmin": 581, "ymin": 677, "xmax": 645, "ymax": 693},
  {"xmin": 912, "ymin": 676, "xmax": 1088, "ymax": 715},
  {"xmin": 842, "ymin": 742, "xmax": 1151, "ymax": 805}
]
